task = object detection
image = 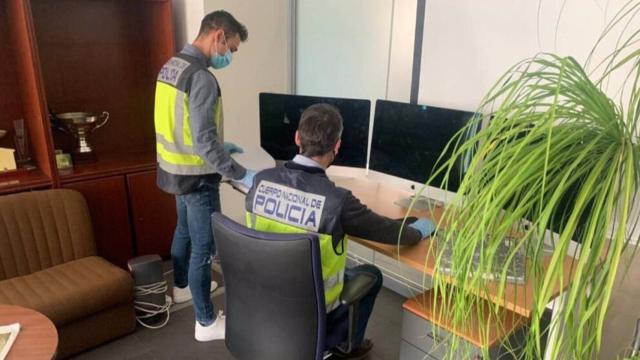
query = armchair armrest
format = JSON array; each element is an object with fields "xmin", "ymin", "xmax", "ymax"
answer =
[
  {"xmin": 333, "ymin": 272, "xmax": 377, "ymax": 355},
  {"xmin": 340, "ymin": 272, "xmax": 377, "ymax": 306}
]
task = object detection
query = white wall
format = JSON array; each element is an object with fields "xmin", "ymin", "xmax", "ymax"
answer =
[
  {"xmin": 415, "ymin": 0, "xmax": 639, "ymax": 244},
  {"xmin": 418, "ymin": 0, "xmax": 636, "ymax": 111},
  {"xmin": 295, "ymin": 0, "xmax": 417, "ymax": 103},
  {"xmin": 295, "ymin": 0, "xmax": 639, "ymax": 110},
  {"xmin": 171, "ymin": 0, "xmax": 206, "ymax": 50},
  {"xmin": 295, "ymin": 0, "xmax": 393, "ymax": 101},
  {"xmin": 172, "ymin": 0, "xmax": 289, "ymax": 221},
  {"xmin": 386, "ymin": 0, "xmax": 417, "ymax": 102},
  {"xmin": 202, "ymin": 0, "xmax": 290, "ymax": 222},
  {"xmin": 172, "ymin": 1, "xmax": 640, "ymax": 235}
]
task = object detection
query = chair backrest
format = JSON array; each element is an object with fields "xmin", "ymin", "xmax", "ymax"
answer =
[
  {"xmin": 212, "ymin": 212, "xmax": 326, "ymax": 360},
  {"xmin": 0, "ymin": 189, "xmax": 96, "ymax": 281}
]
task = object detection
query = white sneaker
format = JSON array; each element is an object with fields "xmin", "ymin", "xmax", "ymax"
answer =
[
  {"xmin": 172, "ymin": 281, "xmax": 219, "ymax": 304},
  {"xmin": 194, "ymin": 310, "xmax": 226, "ymax": 342},
  {"xmin": 210, "ymin": 255, "xmax": 222, "ymax": 273}
]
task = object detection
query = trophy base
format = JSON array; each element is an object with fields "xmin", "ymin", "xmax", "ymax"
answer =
[{"xmin": 72, "ymin": 151, "xmax": 96, "ymax": 163}]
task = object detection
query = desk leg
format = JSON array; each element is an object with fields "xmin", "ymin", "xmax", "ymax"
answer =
[{"xmin": 543, "ymin": 292, "xmax": 567, "ymax": 360}]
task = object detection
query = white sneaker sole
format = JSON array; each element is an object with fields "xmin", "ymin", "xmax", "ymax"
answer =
[
  {"xmin": 194, "ymin": 311, "xmax": 225, "ymax": 342},
  {"xmin": 173, "ymin": 281, "xmax": 219, "ymax": 304},
  {"xmin": 194, "ymin": 331, "xmax": 225, "ymax": 342}
]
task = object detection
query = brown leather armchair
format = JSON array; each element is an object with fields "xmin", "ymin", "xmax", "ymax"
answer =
[{"xmin": 0, "ymin": 189, "xmax": 135, "ymax": 358}]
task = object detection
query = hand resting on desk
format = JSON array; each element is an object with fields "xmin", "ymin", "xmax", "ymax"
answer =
[{"xmin": 408, "ymin": 218, "xmax": 437, "ymax": 239}]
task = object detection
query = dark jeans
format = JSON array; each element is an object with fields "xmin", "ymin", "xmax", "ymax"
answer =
[
  {"xmin": 171, "ymin": 184, "xmax": 220, "ymax": 326},
  {"xmin": 326, "ymin": 264, "xmax": 383, "ymax": 349}
]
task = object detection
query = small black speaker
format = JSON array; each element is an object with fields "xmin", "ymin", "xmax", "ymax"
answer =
[{"xmin": 128, "ymin": 254, "xmax": 170, "ymax": 328}]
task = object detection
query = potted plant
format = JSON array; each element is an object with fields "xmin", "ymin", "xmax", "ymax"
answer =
[{"xmin": 410, "ymin": 3, "xmax": 640, "ymax": 359}]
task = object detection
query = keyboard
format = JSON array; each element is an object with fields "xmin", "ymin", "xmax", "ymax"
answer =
[{"xmin": 435, "ymin": 236, "xmax": 527, "ymax": 285}]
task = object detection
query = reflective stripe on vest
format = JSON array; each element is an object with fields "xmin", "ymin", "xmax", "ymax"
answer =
[
  {"xmin": 154, "ymin": 56, "xmax": 224, "ymax": 176},
  {"xmin": 245, "ymin": 212, "xmax": 347, "ymax": 313}
]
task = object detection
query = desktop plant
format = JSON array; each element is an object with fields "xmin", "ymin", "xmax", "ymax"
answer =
[{"xmin": 408, "ymin": 3, "xmax": 640, "ymax": 360}]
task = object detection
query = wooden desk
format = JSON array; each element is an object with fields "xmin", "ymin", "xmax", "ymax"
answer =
[
  {"xmin": 403, "ymin": 289, "xmax": 528, "ymax": 349},
  {"xmin": 0, "ymin": 304, "xmax": 58, "ymax": 360},
  {"xmin": 333, "ymin": 176, "xmax": 576, "ymax": 317}
]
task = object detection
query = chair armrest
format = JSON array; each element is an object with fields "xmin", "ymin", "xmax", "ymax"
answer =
[{"xmin": 340, "ymin": 272, "xmax": 377, "ymax": 306}]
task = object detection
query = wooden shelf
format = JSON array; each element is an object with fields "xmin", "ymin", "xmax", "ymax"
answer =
[
  {"xmin": 0, "ymin": 168, "xmax": 51, "ymax": 195},
  {"xmin": 32, "ymin": 0, "xmax": 173, "ymax": 158},
  {"xmin": 403, "ymin": 289, "xmax": 528, "ymax": 349},
  {"xmin": 59, "ymin": 151, "xmax": 156, "ymax": 183},
  {"xmin": 0, "ymin": 0, "xmax": 175, "ymax": 270},
  {"xmin": 1, "ymin": 1, "xmax": 57, "ymax": 184}
]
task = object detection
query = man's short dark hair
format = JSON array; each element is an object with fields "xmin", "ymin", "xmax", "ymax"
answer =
[
  {"xmin": 298, "ymin": 104, "xmax": 344, "ymax": 158},
  {"xmin": 198, "ymin": 10, "xmax": 248, "ymax": 42}
]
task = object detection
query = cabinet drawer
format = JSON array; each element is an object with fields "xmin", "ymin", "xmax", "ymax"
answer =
[
  {"xmin": 347, "ymin": 239, "xmax": 375, "ymax": 263},
  {"xmin": 375, "ymin": 252, "xmax": 432, "ymax": 289},
  {"xmin": 402, "ymin": 310, "xmax": 482, "ymax": 359}
]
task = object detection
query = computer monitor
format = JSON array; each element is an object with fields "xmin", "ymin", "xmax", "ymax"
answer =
[
  {"xmin": 259, "ymin": 93, "xmax": 370, "ymax": 168},
  {"xmin": 369, "ymin": 100, "xmax": 477, "ymax": 193}
]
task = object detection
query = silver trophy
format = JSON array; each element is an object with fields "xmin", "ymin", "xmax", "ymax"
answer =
[{"xmin": 57, "ymin": 111, "xmax": 109, "ymax": 162}]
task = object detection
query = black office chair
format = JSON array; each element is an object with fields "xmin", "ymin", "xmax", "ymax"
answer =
[{"xmin": 211, "ymin": 212, "xmax": 377, "ymax": 360}]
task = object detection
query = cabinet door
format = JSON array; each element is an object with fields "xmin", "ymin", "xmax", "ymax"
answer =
[
  {"xmin": 64, "ymin": 176, "xmax": 133, "ymax": 268},
  {"xmin": 127, "ymin": 170, "xmax": 176, "ymax": 258}
]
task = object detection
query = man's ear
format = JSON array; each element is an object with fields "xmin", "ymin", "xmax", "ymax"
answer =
[
  {"xmin": 295, "ymin": 130, "xmax": 304, "ymax": 154},
  {"xmin": 334, "ymin": 139, "xmax": 341, "ymax": 154},
  {"xmin": 295, "ymin": 131, "xmax": 301, "ymax": 147},
  {"xmin": 213, "ymin": 28, "xmax": 224, "ymax": 43}
]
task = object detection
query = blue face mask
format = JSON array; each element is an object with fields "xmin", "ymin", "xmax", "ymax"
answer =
[
  {"xmin": 210, "ymin": 34, "xmax": 233, "ymax": 69},
  {"xmin": 211, "ymin": 49, "xmax": 232, "ymax": 69}
]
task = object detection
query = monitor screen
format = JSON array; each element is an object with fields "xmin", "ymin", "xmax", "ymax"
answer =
[
  {"xmin": 369, "ymin": 100, "xmax": 477, "ymax": 192},
  {"xmin": 259, "ymin": 93, "xmax": 370, "ymax": 168}
]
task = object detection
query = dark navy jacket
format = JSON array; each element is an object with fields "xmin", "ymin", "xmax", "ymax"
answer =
[{"xmin": 246, "ymin": 161, "xmax": 422, "ymax": 252}]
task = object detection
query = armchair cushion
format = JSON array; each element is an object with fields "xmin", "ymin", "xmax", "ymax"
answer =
[
  {"xmin": 0, "ymin": 256, "xmax": 133, "ymax": 326},
  {"xmin": 0, "ymin": 189, "xmax": 96, "ymax": 281}
]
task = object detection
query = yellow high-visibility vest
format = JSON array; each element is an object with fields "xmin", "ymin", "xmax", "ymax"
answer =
[
  {"xmin": 245, "ymin": 212, "xmax": 347, "ymax": 313},
  {"xmin": 154, "ymin": 54, "xmax": 224, "ymax": 175},
  {"xmin": 244, "ymin": 174, "xmax": 350, "ymax": 313}
]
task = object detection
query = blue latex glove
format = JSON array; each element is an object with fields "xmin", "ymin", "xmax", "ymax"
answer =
[
  {"xmin": 237, "ymin": 169, "xmax": 256, "ymax": 190},
  {"xmin": 408, "ymin": 218, "xmax": 436, "ymax": 239},
  {"xmin": 224, "ymin": 142, "xmax": 244, "ymax": 154}
]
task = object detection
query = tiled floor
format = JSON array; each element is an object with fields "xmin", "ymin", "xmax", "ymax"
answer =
[
  {"xmin": 71, "ymin": 252, "xmax": 640, "ymax": 360},
  {"xmin": 71, "ymin": 266, "xmax": 404, "ymax": 360}
]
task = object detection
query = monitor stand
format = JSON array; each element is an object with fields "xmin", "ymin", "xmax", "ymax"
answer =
[{"xmin": 394, "ymin": 194, "xmax": 442, "ymax": 211}]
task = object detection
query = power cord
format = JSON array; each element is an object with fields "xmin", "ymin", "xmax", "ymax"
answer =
[{"xmin": 134, "ymin": 280, "xmax": 172, "ymax": 329}]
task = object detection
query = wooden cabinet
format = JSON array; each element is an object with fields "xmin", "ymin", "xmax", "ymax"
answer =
[
  {"xmin": 0, "ymin": 1, "xmax": 56, "ymax": 194},
  {"xmin": 63, "ymin": 169, "xmax": 176, "ymax": 267},
  {"xmin": 30, "ymin": 0, "xmax": 173, "ymax": 158},
  {"xmin": 0, "ymin": 0, "xmax": 176, "ymax": 267},
  {"xmin": 128, "ymin": 171, "xmax": 176, "ymax": 258},
  {"xmin": 64, "ymin": 176, "xmax": 134, "ymax": 268}
]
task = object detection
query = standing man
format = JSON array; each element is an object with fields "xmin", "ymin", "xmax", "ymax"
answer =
[
  {"xmin": 154, "ymin": 10, "xmax": 254, "ymax": 342},
  {"xmin": 245, "ymin": 104, "xmax": 436, "ymax": 358}
]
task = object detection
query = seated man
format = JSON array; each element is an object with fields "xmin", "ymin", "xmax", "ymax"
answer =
[{"xmin": 244, "ymin": 104, "xmax": 435, "ymax": 359}]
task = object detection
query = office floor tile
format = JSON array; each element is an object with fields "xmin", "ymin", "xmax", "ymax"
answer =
[
  {"xmin": 70, "ymin": 253, "xmax": 640, "ymax": 360},
  {"xmin": 71, "ymin": 333, "xmax": 153, "ymax": 360},
  {"xmin": 366, "ymin": 288, "xmax": 405, "ymax": 360}
]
